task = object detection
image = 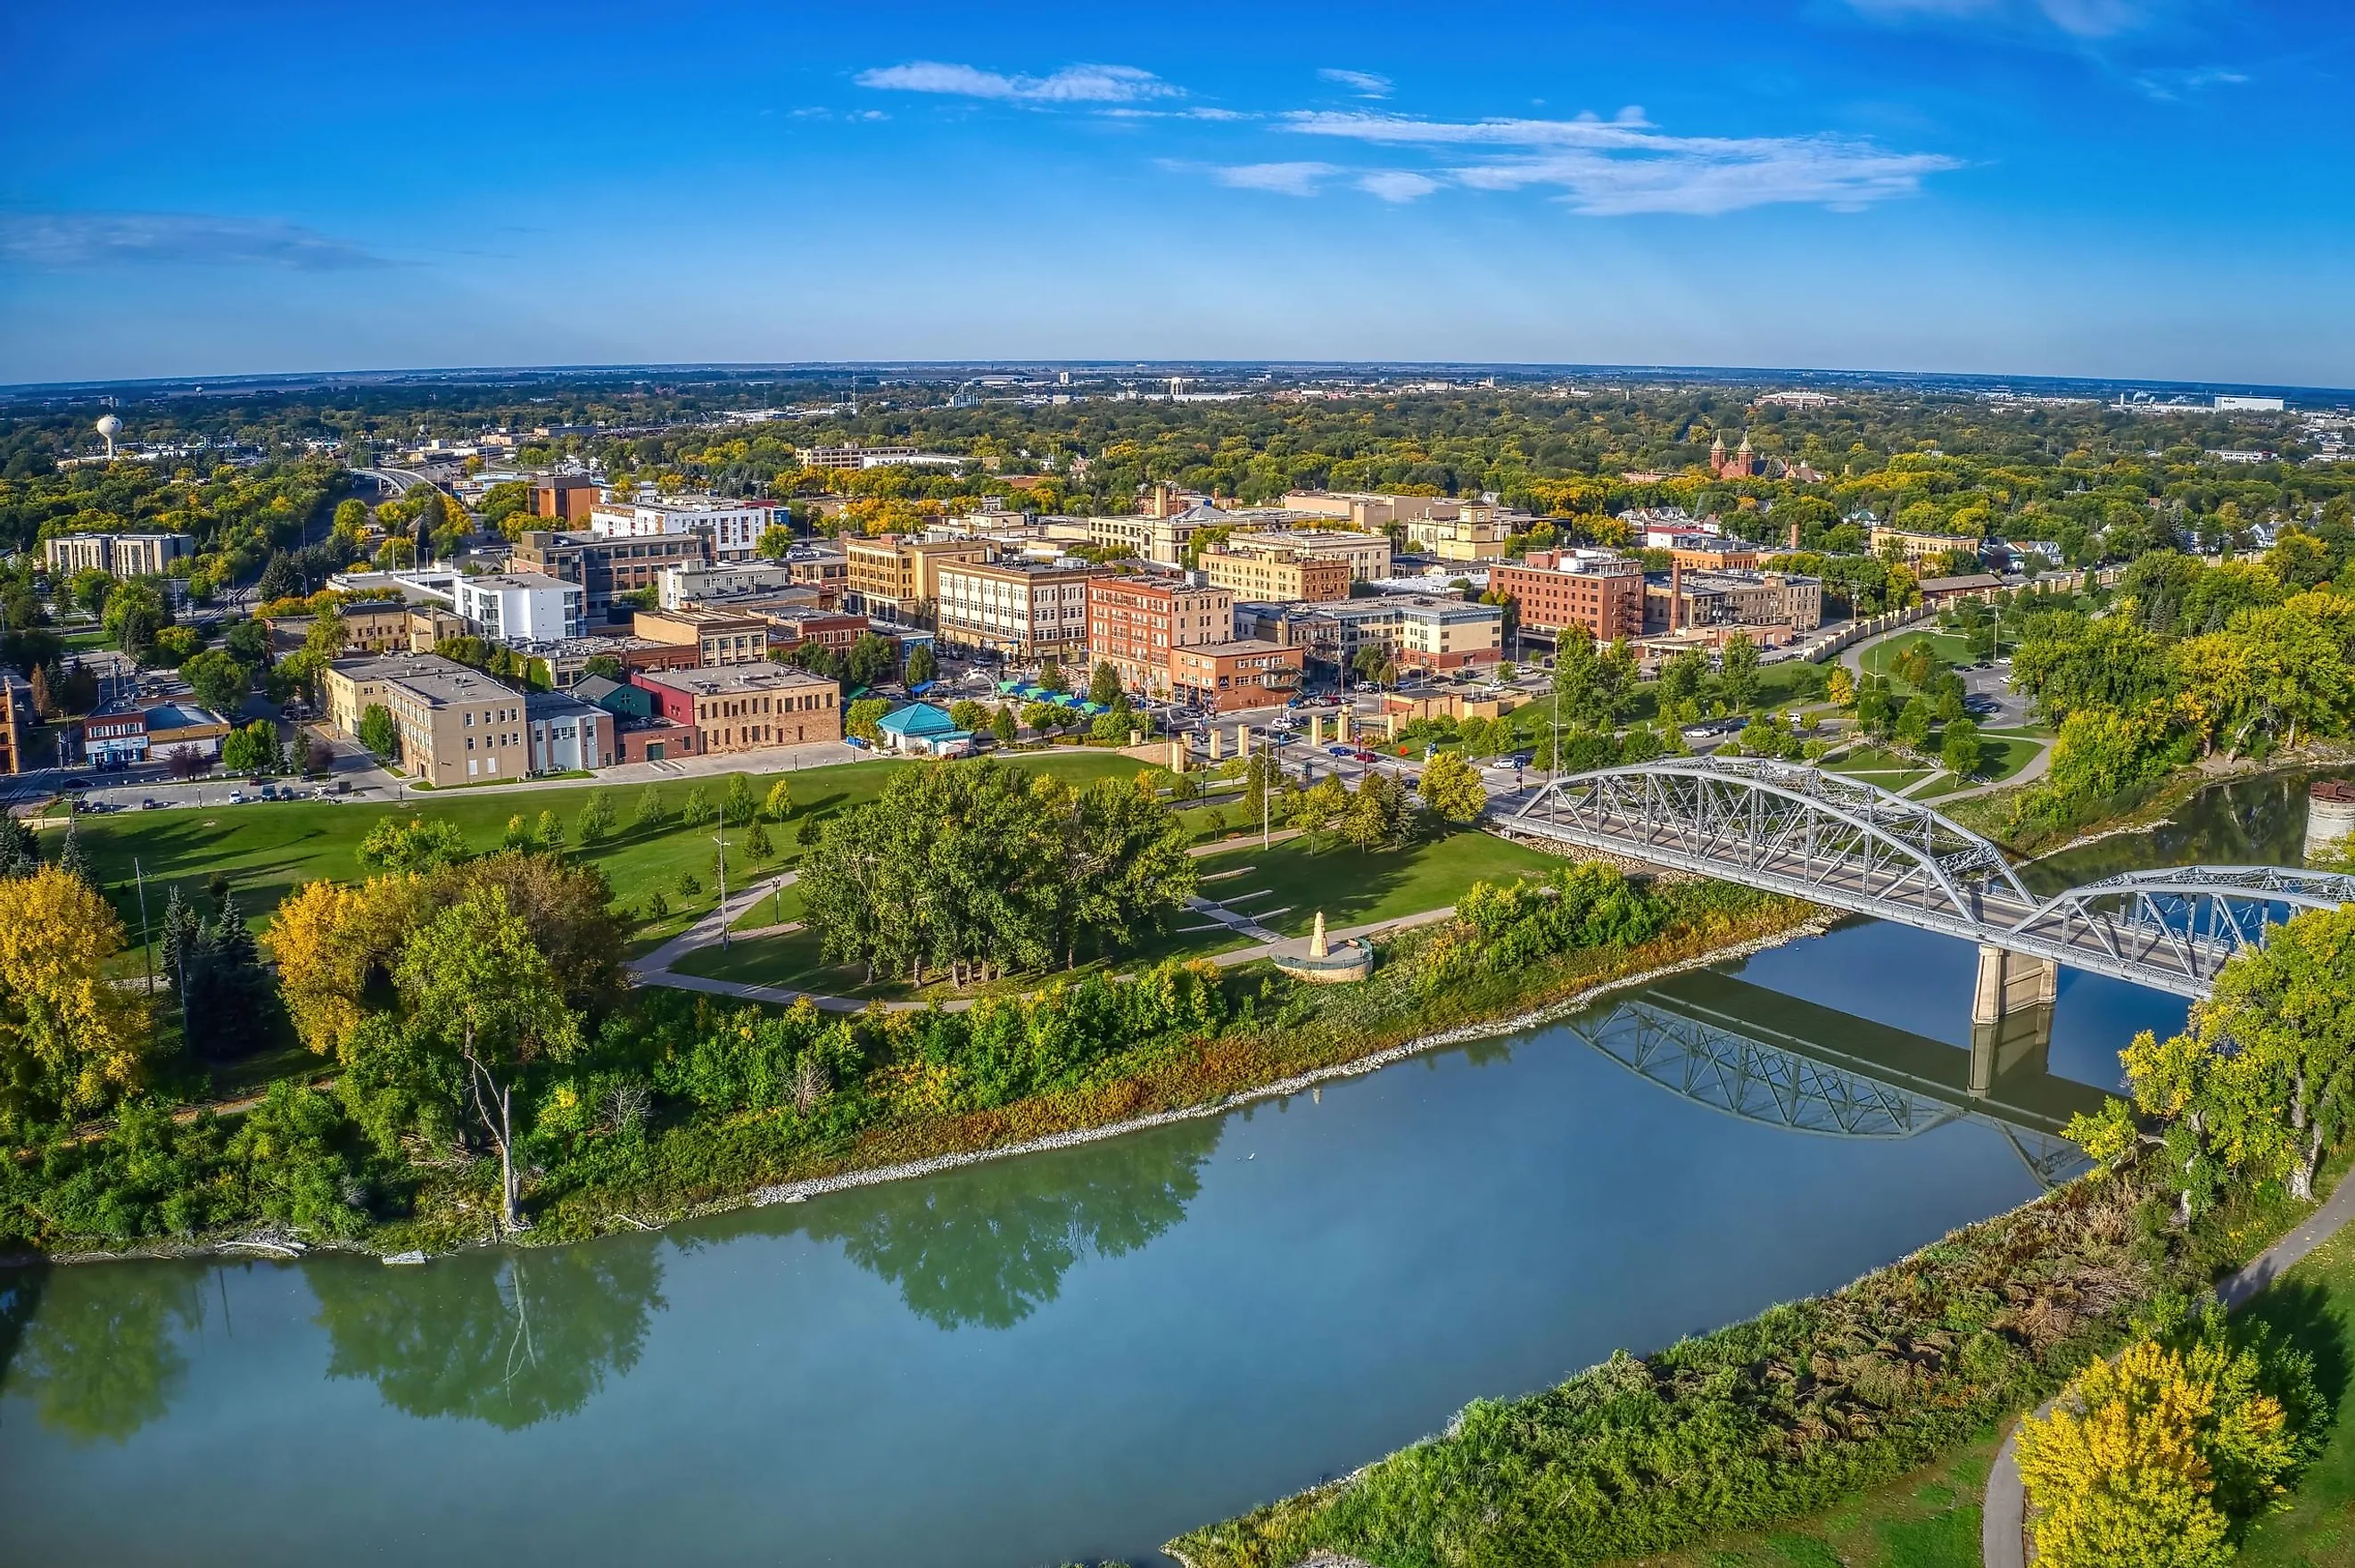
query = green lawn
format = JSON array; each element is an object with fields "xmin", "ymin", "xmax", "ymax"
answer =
[
  {"xmin": 1826, "ymin": 747, "xmax": 1935, "ymax": 791},
  {"xmin": 1188, "ymin": 827, "xmax": 1564, "ymax": 939},
  {"xmin": 73, "ymin": 750, "xmax": 1170, "ymax": 953},
  {"xmin": 1912, "ymin": 736, "xmax": 2045, "ymax": 802},
  {"xmin": 674, "ymin": 825, "xmax": 1563, "ymax": 1000},
  {"xmin": 1497, "ymin": 659, "xmax": 1835, "ymax": 746},
  {"xmin": 2235, "ymin": 1222, "xmax": 2355, "ymax": 1568}
]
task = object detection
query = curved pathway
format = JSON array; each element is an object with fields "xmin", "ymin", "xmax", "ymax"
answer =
[{"xmin": 1982, "ymin": 1170, "xmax": 2355, "ymax": 1567}]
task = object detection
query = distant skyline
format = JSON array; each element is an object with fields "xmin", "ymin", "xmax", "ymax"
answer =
[{"xmin": 2, "ymin": 1, "xmax": 2348, "ymax": 386}]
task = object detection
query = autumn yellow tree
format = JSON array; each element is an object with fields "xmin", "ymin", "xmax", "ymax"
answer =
[
  {"xmin": 266, "ymin": 874, "xmax": 431, "ymax": 1058},
  {"xmin": 0, "ymin": 865, "xmax": 153, "ymax": 1118},
  {"xmin": 2018, "ymin": 1330, "xmax": 2305, "ymax": 1568}
]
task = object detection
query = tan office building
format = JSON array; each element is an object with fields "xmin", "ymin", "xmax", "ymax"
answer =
[
  {"xmin": 1198, "ymin": 542, "xmax": 1352, "ymax": 604},
  {"xmin": 842, "ymin": 535, "xmax": 993, "ymax": 618},
  {"xmin": 323, "ymin": 653, "xmax": 588, "ymax": 787},
  {"xmin": 934, "ymin": 557, "xmax": 1099, "ymax": 661},
  {"xmin": 631, "ymin": 607, "xmax": 771, "ymax": 666}
]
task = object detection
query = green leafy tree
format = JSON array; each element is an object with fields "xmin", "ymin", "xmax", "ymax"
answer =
[
  {"xmin": 1417, "ymin": 750, "xmax": 1487, "ymax": 824},
  {"xmin": 723, "ymin": 772, "xmax": 758, "ymax": 829},
  {"xmin": 392, "ymin": 887, "xmax": 583, "ymax": 1234},
  {"xmin": 632, "ymin": 785, "xmax": 666, "ymax": 832},
  {"xmin": 904, "ymin": 642, "xmax": 937, "ymax": 687},
  {"xmin": 1036, "ymin": 657, "xmax": 1067, "ymax": 694},
  {"xmin": 1893, "ymin": 697, "xmax": 1933, "ymax": 753},
  {"xmin": 1718, "ymin": 632, "xmax": 1760, "ymax": 712},
  {"xmin": 220, "ymin": 719, "xmax": 280, "ymax": 773},
  {"xmin": 680, "ymin": 784, "xmax": 711, "ymax": 827},
  {"xmin": 182, "ymin": 649, "xmax": 250, "ymax": 715},
  {"xmin": 575, "ymin": 789, "xmax": 616, "ymax": 847},
  {"xmin": 357, "ymin": 703, "xmax": 399, "ymax": 760},
  {"xmin": 764, "ymin": 778, "xmax": 794, "ymax": 821},
  {"xmin": 1940, "ymin": 717, "xmax": 1984, "ymax": 779},
  {"xmin": 1087, "ymin": 660, "xmax": 1123, "ymax": 708},
  {"xmin": 844, "ymin": 634, "xmax": 897, "ymax": 689},
  {"xmin": 746, "ymin": 821, "xmax": 773, "ymax": 860},
  {"xmin": 846, "ymin": 697, "xmax": 892, "ymax": 743},
  {"xmin": 991, "ymin": 706, "xmax": 1019, "ymax": 746},
  {"xmin": 357, "ymin": 816, "xmax": 470, "ymax": 874}
]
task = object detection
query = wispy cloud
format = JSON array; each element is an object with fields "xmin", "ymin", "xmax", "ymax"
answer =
[
  {"xmin": 1318, "ymin": 68, "xmax": 1392, "ymax": 99},
  {"xmin": 1279, "ymin": 110, "xmax": 1960, "ymax": 215},
  {"xmin": 0, "ymin": 210, "xmax": 393, "ymax": 270},
  {"xmin": 2130, "ymin": 63, "xmax": 2246, "ymax": 99},
  {"xmin": 1204, "ymin": 161, "xmax": 1341, "ymax": 196},
  {"xmin": 856, "ymin": 61, "xmax": 1180, "ymax": 103},
  {"xmin": 1839, "ymin": 0, "xmax": 2165, "ymax": 38}
]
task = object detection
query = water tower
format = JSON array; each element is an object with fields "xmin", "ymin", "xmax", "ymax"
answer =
[{"xmin": 95, "ymin": 413, "xmax": 121, "ymax": 458}]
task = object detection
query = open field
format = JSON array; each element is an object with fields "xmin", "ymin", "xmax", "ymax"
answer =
[
  {"xmin": 1858, "ymin": 630, "xmax": 1975, "ymax": 687},
  {"xmin": 69, "ymin": 750, "xmax": 1171, "ymax": 953},
  {"xmin": 2237, "ymin": 1221, "xmax": 2355, "ymax": 1567}
]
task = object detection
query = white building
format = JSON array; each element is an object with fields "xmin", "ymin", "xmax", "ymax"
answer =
[
  {"xmin": 525, "ymin": 690, "xmax": 612, "ymax": 772},
  {"xmin": 452, "ymin": 571, "xmax": 585, "ymax": 644},
  {"xmin": 587, "ymin": 496, "xmax": 781, "ymax": 562},
  {"xmin": 2216, "ymin": 395, "xmax": 2286, "ymax": 412},
  {"xmin": 797, "ymin": 444, "xmax": 966, "ymax": 471},
  {"xmin": 657, "ymin": 560, "xmax": 806, "ymax": 611}
]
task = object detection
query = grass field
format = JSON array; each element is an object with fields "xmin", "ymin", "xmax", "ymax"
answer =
[
  {"xmin": 1858, "ymin": 631, "xmax": 1976, "ymax": 689},
  {"xmin": 673, "ymin": 826, "xmax": 1564, "ymax": 999},
  {"xmin": 1913, "ymin": 735, "xmax": 2045, "ymax": 801},
  {"xmin": 2236, "ymin": 1223, "xmax": 2355, "ymax": 1568},
  {"xmin": 71, "ymin": 750, "xmax": 1171, "ymax": 953},
  {"xmin": 1609, "ymin": 1436, "xmax": 1994, "ymax": 1568}
]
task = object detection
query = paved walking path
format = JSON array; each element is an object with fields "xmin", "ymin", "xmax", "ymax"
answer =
[{"xmin": 1982, "ymin": 1170, "xmax": 2355, "ymax": 1568}]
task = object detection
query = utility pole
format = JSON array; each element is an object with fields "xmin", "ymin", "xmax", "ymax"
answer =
[
  {"xmin": 715, "ymin": 805, "xmax": 731, "ymax": 953},
  {"xmin": 135, "ymin": 858, "xmax": 155, "ymax": 1039}
]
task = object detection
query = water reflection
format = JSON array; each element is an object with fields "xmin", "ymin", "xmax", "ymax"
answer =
[
  {"xmin": 1571, "ymin": 969, "xmax": 2111, "ymax": 1185},
  {"xmin": 0, "ymin": 1264, "xmax": 202, "ymax": 1444},
  {"xmin": 310, "ymin": 1239, "xmax": 665, "ymax": 1430},
  {"xmin": 794, "ymin": 1118, "xmax": 1222, "ymax": 1330}
]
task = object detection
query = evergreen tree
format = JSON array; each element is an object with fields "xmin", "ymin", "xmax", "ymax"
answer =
[
  {"xmin": 161, "ymin": 886, "xmax": 202, "ymax": 1011},
  {"xmin": 0, "ymin": 813, "xmax": 36, "ymax": 879},
  {"xmin": 54, "ymin": 821, "xmax": 90, "ymax": 886}
]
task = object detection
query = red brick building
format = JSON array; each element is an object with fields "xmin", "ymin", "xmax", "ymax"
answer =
[
  {"xmin": 1168, "ymin": 639, "xmax": 1304, "ymax": 712},
  {"xmin": 1087, "ymin": 574, "xmax": 1234, "ymax": 696},
  {"xmin": 1488, "ymin": 549, "xmax": 1645, "ymax": 642}
]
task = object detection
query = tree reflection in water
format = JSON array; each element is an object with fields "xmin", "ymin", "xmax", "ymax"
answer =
[
  {"xmin": 0, "ymin": 1263, "xmax": 202, "ymax": 1445},
  {"xmin": 801, "ymin": 1118, "xmax": 1221, "ymax": 1330},
  {"xmin": 310, "ymin": 1237, "xmax": 665, "ymax": 1430}
]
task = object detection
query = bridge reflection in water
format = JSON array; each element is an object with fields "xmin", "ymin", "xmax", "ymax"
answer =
[{"xmin": 1567, "ymin": 970, "xmax": 2110, "ymax": 1188}]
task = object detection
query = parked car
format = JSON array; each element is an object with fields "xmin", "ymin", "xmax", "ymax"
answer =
[
  {"xmin": 1326, "ymin": 744, "xmax": 1354, "ymax": 757},
  {"xmin": 141, "ymin": 797, "xmax": 161, "ymax": 810},
  {"xmin": 260, "ymin": 783, "xmax": 279, "ymax": 800},
  {"xmin": 227, "ymin": 790, "xmax": 247, "ymax": 804},
  {"xmin": 62, "ymin": 776, "xmax": 92, "ymax": 789},
  {"xmin": 1351, "ymin": 748, "xmax": 1381, "ymax": 763},
  {"xmin": 1506, "ymin": 751, "xmax": 1534, "ymax": 768}
]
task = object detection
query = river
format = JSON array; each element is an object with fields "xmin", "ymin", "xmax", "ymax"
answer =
[{"xmin": 0, "ymin": 770, "xmax": 2332, "ymax": 1567}]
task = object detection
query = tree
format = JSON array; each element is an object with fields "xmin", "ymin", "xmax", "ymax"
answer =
[
  {"xmin": 904, "ymin": 642, "xmax": 937, "ymax": 688},
  {"xmin": 764, "ymin": 778, "xmax": 794, "ymax": 821},
  {"xmin": 1340, "ymin": 772, "xmax": 1411, "ymax": 854},
  {"xmin": 1087, "ymin": 660, "xmax": 1123, "ymax": 708},
  {"xmin": 221, "ymin": 720, "xmax": 281, "ymax": 774},
  {"xmin": 846, "ymin": 697, "xmax": 891, "ymax": 743},
  {"xmin": 681, "ymin": 784, "xmax": 711, "ymax": 827},
  {"xmin": 2016, "ymin": 1327, "xmax": 2306, "ymax": 1568},
  {"xmin": 257, "ymin": 551, "xmax": 302, "ymax": 602},
  {"xmin": 756, "ymin": 524, "xmax": 795, "ymax": 560},
  {"xmin": 844, "ymin": 633, "xmax": 897, "ymax": 689},
  {"xmin": 1049, "ymin": 775, "xmax": 1199, "ymax": 966},
  {"xmin": 183, "ymin": 891, "xmax": 269, "ymax": 1060},
  {"xmin": 357, "ymin": 816, "xmax": 470, "ymax": 874},
  {"xmin": 575, "ymin": 789, "xmax": 616, "ymax": 847},
  {"xmin": 357, "ymin": 703, "xmax": 399, "ymax": 761},
  {"xmin": 632, "ymin": 786, "xmax": 666, "ymax": 832},
  {"xmin": 1940, "ymin": 717, "xmax": 1984, "ymax": 779},
  {"xmin": 1037, "ymin": 657, "xmax": 1067, "ymax": 694},
  {"xmin": 1893, "ymin": 697, "xmax": 1933, "ymax": 753},
  {"xmin": 723, "ymin": 772, "xmax": 758, "ymax": 829},
  {"xmin": 103, "ymin": 580, "xmax": 169, "ymax": 664},
  {"xmin": 1418, "ymin": 750, "xmax": 1487, "ymax": 824},
  {"xmin": 991, "ymin": 706, "xmax": 1018, "ymax": 746},
  {"xmin": 0, "ymin": 865, "xmax": 151, "ymax": 1118},
  {"xmin": 1658, "ymin": 648, "xmax": 1708, "ymax": 711},
  {"xmin": 1020, "ymin": 700, "xmax": 1062, "ymax": 736},
  {"xmin": 53, "ymin": 820, "xmax": 90, "ymax": 886},
  {"xmin": 1826, "ymin": 666, "xmax": 1855, "ymax": 708},
  {"xmin": 746, "ymin": 821, "xmax": 773, "ymax": 861},
  {"xmin": 183, "ymin": 649, "xmax": 250, "ymax": 716},
  {"xmin": 393, "ymin": 888, "xmax": 583, "ymax": 1233},
  {"xmin": 534, "ymin": 809, "xmax": 563, "ymax": 852},
  {"xmin": 1719, "ymin": 632, "xmax": 1760, "ymax": 712}
]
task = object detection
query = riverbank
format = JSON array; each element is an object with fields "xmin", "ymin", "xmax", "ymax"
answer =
[{"xmin": 3, "ymin": 886, "xmax": 1826, "ymax": 1267}]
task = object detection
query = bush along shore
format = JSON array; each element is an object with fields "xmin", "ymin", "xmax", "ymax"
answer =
[
  {"xmin": 1167, "ymin": 1164, "xmax": 2315, "ymax": 1568},
  {"xmin": 0, "ymin": 853, "xmax": 1815, "ymax": 1263}
]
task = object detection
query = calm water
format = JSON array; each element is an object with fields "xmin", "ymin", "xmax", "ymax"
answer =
[{"xmin": 0, "ymin": 772, "xmax": 2328, "ymax": 1567}]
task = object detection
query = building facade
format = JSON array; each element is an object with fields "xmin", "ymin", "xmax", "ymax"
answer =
[
  {"xmin": 1234, "ymin": 529, "xmax": 1392, "ymax": 582},
  {"xmin": 842, "ymin": 535, "xmax": 993, "ymax": 619},
  {"xmin": 1392, "ymin": 596, "xmax": 1506, "ymax": 673},
  {"xmin": 587, "ymin": 497, "xmax": 781, "ymax": 562},
  {"xmin": 42, "ymin": 532, "xmax": 195, "ymax": 577},
  {"xmin": 451, "ymin": 572, "xmax": 585, "ymax": 643},
  {"xmin": 934, "ymin": 558, "xmax": 1099, "ymax": 661},
  {"xmin": 1168, "ymin": 640, "xmax": 1305, "ymax": 713},
  {"xmin": 322, "ymin": 653, "xmax": 576, "ymax": 786},
  {"xmin": 1086, "ymin": 574, "xmax": 1235, "ymax": 695},
  {"xmin": 630, "ymin": 663, "xmax": 842, "ymax": 755},
  {"xmin": 524, "ymin": 690, "xmax": 613, "ymax": 772},
  {"xmin": 1198, "ymin": 542, "xmax": 1352, "ymax": 604},
  {"xmin": 511, "ymin": 530, "xmax": 713, "ymax": 618},
  {"xmin": 1644, "ymin": 568, "xmax": 1826, "ymax": 636},
  {"xmin": 533, "ymin": 475, "xmax": 602, "ymax": 522},
  {"xmin": 630, "ymin": 607, "xmax": 771, "ymax": 665},
  {"xmin": 1488, "ymin": 549, "xmax": 1647, "ymax": 641},
  {"xmin": 0, "ymin": 671, "xmax": 32, "ymax": 775}
]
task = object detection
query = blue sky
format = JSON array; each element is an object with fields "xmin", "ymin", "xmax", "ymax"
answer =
[{"xmin": 1, "ymin": 0, "xmax": 2348, "ymax": 386}]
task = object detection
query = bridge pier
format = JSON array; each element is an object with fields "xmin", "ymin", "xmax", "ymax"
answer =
[{"xmin": 1970, "ymin": 945, "xmax": 2057, "ymax": 1097}]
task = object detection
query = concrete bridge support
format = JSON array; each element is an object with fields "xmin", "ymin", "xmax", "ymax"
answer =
[{"xmin": 1970, "ymin": 945, "xmax": 2058, "ymax": 1097}]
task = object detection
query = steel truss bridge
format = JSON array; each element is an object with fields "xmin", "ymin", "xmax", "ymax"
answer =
[
  {"xmin": 1510, "ymin": 756, "xmax": 2355, "ymax": 1000},
  {"xmin": 1569, "ymin": 971, "xmax": 2104, "ymax": 1187}
]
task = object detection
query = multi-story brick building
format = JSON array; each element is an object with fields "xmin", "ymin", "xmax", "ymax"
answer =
[
  {"xmin": 1644, "ymin": 567, "xmax": 1824, "ymax": 637},
  {"xmin": 933, "ymin": 557, "xmax": 1099, "ymax": 662},
  {"xmin": 1488, "ymin": 549, "xmax": 1647, "ymax": 642},
  {"xmin": 510, "ymin": 530, "xmax": 713, "ymax": 619},
  {"xmin": 1235, "ymin": 529, "xmax": 1392, "ymax": 582},
  {"xmin": 1168, "ymin": 639, "xmax": 1304, "ymax": 712},
  {"xmin": 532, "ymin": 475, "xmax": 602, "ymax": 522},
  {"xmin": 1197, "ymin": 541, "xmax": 1352, "ymax": 604},
  {"xmin": 842, "ymin": 534, "xmax": 992, "ymax": 619},
  {"xmin": 1086, "ymin": 574, "xmax": 1234, "ymax": 695},
  {"xmin": 322, "ymin": 653, "xmax": 609, "ymax": 785},
  {"xmin": 587, "ymin": 495, "xmax": 782, "ymax": 562},
  {"xmin": 630, "ymin": 663, "xmax": 841, "ymax": 755},
  {"xmin": 630, "ymin": 607, "xmax": 771, "ymax": 666}
]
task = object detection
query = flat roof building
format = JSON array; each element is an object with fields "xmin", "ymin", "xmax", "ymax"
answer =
[
  {"xmin": 842, "ymin": 534, "xmax": 993, "ymax": 619},
  {"xmin": 1489, "ymin": 549, "xmax": 1646, "ymax": 642},
  {"xmin": 451, "ymin": 571, "xmax": 585, "ymax": 644},
  {"xmin": 630, "ymin": 607, "xmax": 772, "ymax": 666},
  {"xmin": 1392, "ymin": 595, "xmax": 1506, "ymax": 673},
  {"xmin": 934, "ymin": 557, "xmax": 1099, "ymax": 662},
  {"xmin": 511, "ymin": 530, "xmax": 713, "ymax": 618},
  {"xmin": 322, "ymin": 653, "xmax": 606, "ymax": 786},
  {"xmin": 631, "ymin": 662, "xmax": 842, "ymax": 756},
  {"xmin": 588, "ymin": 496, "xmax": 781, "ymax": 562},
  {"xmin": 1086, "ymin": 574, "xmax": 1234, "ymax": 696},
  {"xmin": 1198, "ymin": 541, "xmax": 1353, "ymax": 604},
  {"xmin": 42, "ymin": 532, "xmax": 195, "ymax": 578},
  {"xmin": 1168, "ymin": 639, "xmax": 1305, "ymax": 713}
]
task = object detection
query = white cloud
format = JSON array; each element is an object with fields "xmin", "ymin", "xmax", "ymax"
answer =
[
  {"xmin": 855, "ymin": 61, "xmax": 1180, "ymax": 103},
  {"xmin": 1839, "ymin": 0, "xmax": 2177, "ymax": 39},
  {"xmin": 1209, "ymin": 161, "xmax": 1341, "ymax": 195},
  {"xmin": 0, "ymin": 210, "xmax": 392, "ymax": 270},
  {"xmin": 1356, "ymin": 170, "xmax": 1441, "ymax": 202},
  {"xmin": 1283, "ymin": 111, "xmax": 1959, "ymax": 215},
  {"xmin": 1318, "ymin": 68, "xmax": 1392, "ymax": 98}
]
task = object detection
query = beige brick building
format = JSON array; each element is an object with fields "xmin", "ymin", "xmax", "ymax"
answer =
[
  {"xmin": 1198, "ymin": 543, "xmax": 1352, "ymax": 604},
  {"xmin": 630, "ymin": 607, "xmax": 771, "ymax": 665},
  {"xmin": 842, "ymin": 535, "xmax": 992, "ymax": 618},
  {"xmin": 632, "ymin": 663, "xmax": 842, "ymax": 755},
  {"xmin": 321, "ymin": 653, "xmax": 608, "ymax": 786},
  {"xmin": 934, "ymin": 557, "xmax": 1100, "ymax": 661}
]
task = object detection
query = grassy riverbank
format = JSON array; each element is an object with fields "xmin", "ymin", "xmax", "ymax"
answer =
[{"xmin": 1169, "ymin": 1167, "xmax": 2318, "ymax": 1568}]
